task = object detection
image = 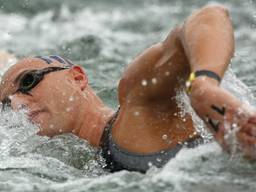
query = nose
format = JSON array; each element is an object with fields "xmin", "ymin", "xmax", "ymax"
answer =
[{"xmin": 10, "ymin": 93, "xmax": 30, "ymax": 111}]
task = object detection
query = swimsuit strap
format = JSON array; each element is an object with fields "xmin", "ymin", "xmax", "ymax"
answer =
[
  {"xmin": 100, "ymin": 107, "xmax": 204, "ymax": 173},
  {"xmin": 100, "ymin": 107, "xmax": 120, "ymax": 148}
]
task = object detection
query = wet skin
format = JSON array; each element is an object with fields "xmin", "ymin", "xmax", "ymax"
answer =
[
  {"xmin": 1, "ymin": 5, "xmax": 256, "ymax": 158},
  {"xmin": 0, "ymin": 59, "xmax": 84, "ymax": 136}
]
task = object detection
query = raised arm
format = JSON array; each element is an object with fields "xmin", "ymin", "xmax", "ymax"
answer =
[
  {"xmin": 179, "ymin": 5, "xmax": 256, "ymax": 156},
  {"xmin": 118, "ymin": 4, "xmax": 256, "ymax": 158}
]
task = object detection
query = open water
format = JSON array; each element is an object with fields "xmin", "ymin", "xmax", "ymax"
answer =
[{"xmin": 0, "ymin": 0, "xmax": 256, "ymax": 191}]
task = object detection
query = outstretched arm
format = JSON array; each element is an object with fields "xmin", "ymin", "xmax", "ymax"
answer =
[{"xmin": 179, "ymin": 5, "xmax": 256, "ymax": 156}]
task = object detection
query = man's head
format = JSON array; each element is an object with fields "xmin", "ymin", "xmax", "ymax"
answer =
[{"xmin": 0, "ymin": 56, "xmax": 89, "ymax": 136}]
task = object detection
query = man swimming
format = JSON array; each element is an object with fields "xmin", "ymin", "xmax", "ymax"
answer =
[{"xmin": 1, "ymin": 4, "xmax": 256, "ymax": 172}]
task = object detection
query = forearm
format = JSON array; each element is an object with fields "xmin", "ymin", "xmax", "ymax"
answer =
[
  {"xmin": 190, "ymin": 78, "xmax": 253, "ymax": 149},
  {"xmin": 179, "ymin": 5, "xmax": 235, "ymax": 77}
]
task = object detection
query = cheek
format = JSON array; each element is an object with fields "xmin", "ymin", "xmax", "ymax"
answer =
[
  {"xmin": 38, "ymin": 83, "xmax": 79, "ymax": 121},
  {"xmin": 27, "ymin": 78, "xmax": 78, "ymax": 136},
  {"xmin": 32, "ymin": 78, "xmax": 81, "ymax": 128}
]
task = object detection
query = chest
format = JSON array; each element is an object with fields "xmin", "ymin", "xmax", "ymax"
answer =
[{"xmin": 111, "ymin": 104, "xmax": 196, "ymax": 153}]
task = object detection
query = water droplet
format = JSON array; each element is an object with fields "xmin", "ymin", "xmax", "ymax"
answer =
[
  {"xmin": 165, "ymin": 71, "xmax": 170, "ymax": 76},
  {"xmin": 162, "ymin": 134, "xmax": 168, "ymax": 140},
  {"xmin": 8, "ymin": 95, "xmax": 13, "ymax": 100},
  {"xmin": 231, "ymin": 123, "xmax": 238, "ymax": 130},
  {"xmin": 69, "ymin": 96, "xmax": 74, "ymax": 101},
  {"xmin": 59, "ymin": 129, "xmax": 63, "ymax": 133},
  {"xmin": 66, "ymin": 107, "xmax": 71, "ymax": 112},
  {"xmin": 156, "ymin": 158, "xmax": 162, "ymax": 162},
  {"xmin": 148, "ymin": 161, "xmax": 153, "ymax": 167},
  {"xmin": 151, "ymin": 78, "xmax": 157, "ymax": 84},
  {"xmin": 134, "ymin": 111, "xmax": 140, "ymax": 116},
  {"xmin": 141, "ymin": 79, "xmax": 147, "ymax": 86},
  {"xmin": 50, "ymin": 124, "xmax": 54, "ymax": 129}
]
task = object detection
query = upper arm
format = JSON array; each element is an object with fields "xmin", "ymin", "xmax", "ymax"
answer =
[
  {"xmin": 178, "ymin": 4, "xmax": 234, "ymax": 77},
  {"xmin": 118, "ymin": 27, "xmax": 190, "ymax": 106}
]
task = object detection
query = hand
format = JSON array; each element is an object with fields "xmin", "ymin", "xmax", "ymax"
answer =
[
  {"xmin": 213, "ymin": 110, "xmax": 256, "ymax": 160},
  {"xmin": 236, "ymin": 116, "xmax": 256, "ymax": 160}
]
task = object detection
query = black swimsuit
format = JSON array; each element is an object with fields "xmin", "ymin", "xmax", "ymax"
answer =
[{"xmin": 100, "ymin": 108, "xmax": 204, "ymax": 173}]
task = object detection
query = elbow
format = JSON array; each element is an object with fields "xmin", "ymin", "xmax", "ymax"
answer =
[
  {"xmin": 185, "ymin": 4, "xmax": 231, "ymax": 25},
  {"xmin": 201, "ymin": 4, "xmax": 230, "ymax": 20},
  {"xmin": 180, "ymin": 3, "xmax": 233, "ymax": 39},
  {"xmin": 179, "ymin": 4, "xmax": 231, "ymax": 46}
]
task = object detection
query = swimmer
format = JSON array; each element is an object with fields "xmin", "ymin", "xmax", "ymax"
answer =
[{"xmin": 1, "ymin": 4, "xmax": 256, "ymax": 172}]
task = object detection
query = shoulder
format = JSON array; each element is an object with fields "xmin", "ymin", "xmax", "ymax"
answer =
[
  {"xmin": 117, "ymin": 42, "xmax": 164, "ymax": 105},
  {"xmin": 117, "ymin": 27, "xmax": 187, "ymax": 106}
]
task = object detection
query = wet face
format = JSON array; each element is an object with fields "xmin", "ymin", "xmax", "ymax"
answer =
[{"xmin": 0, "ymin": 57, "xmax": 87, "ymax": 136}]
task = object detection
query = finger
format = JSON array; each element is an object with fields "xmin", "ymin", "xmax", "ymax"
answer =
[
  {"xmin": 237, "ymin": 132, "xmax": 256, "ymax": 146},
  {"xmin": 236, "ymin": 133, "xmax": 256, "ymax": 159},
  {"xmin": 248, "ymin": 116, "xmax": 256, "ymax": 124},
  {"xmin": 240, "ymin": 123, "xmax": 256, "ymax": 136}
]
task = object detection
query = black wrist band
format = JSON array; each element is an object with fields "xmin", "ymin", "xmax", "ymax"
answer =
[
  {"xmin": 186, "ymin": 70, "xmax": 221, "ymax": 93},
  {"xmin": 194, "ymin": 70, "xmax": 221, "ymax": 82}
]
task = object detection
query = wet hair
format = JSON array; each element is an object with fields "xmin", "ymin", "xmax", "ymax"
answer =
[{"xmin": 34, "ymin": 55, "xmax": 74, "ymax": 67}]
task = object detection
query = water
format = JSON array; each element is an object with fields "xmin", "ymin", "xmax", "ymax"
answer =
[{"xmin": 0, "ymin": 0, "xmax": 256, "ymax": 191}]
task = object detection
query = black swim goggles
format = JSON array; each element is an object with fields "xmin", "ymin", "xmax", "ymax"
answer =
[
  {"xmin": 1, "ymin": 66, "xmax": 69, "ymax": 110},
  {"xmin": 16, "ymin": 66, "xmax": 69, "ymax": 94}
]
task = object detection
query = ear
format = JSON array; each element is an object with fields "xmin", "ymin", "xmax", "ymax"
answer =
[{"xmin": 68, "ymin": 65, "xmax": 88, "ymax": 91}]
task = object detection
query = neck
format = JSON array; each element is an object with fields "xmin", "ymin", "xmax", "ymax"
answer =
[{"xmin": 74, "ymin": 86, "xmax": 114, "ymax": 147}]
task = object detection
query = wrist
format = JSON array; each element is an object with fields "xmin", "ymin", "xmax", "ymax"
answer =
[{"xmin": 186, "ymin": 70, "xmax": 221, "ymax": 94}]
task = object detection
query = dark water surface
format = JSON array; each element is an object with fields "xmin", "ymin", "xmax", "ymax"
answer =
[{"xmin": 0, "ymin": 0, "xmax": 256, "ymax": 191}]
